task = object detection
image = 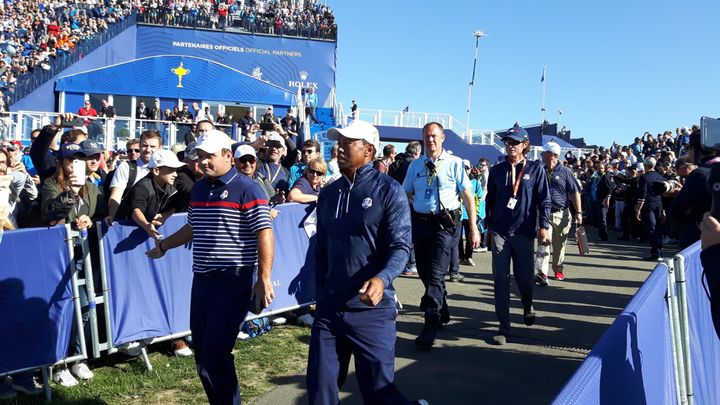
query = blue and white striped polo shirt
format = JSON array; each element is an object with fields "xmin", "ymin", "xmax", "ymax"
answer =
[{"xmin": 188, "ymin": 167, "xmax": 272, "ymax": 273}]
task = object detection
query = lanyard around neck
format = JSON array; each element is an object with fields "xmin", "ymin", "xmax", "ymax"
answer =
[{"xmin": 510, "ymin": 160, "xmax": 526, "ymax": 198}]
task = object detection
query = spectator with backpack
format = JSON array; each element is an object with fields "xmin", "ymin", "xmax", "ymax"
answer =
[{"xmin": 104, "ymin": 130, "xmax": 162, "ymax": 225}]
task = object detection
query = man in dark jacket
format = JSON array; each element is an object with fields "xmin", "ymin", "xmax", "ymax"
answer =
[
  {"xmin": 669, "ymin": 131, "xmax": 714, "ymax": 249},
  {"xmin": 590, "ymin": 161, "xmax": 613, "ymax": 241},
  {"xmin": 636, "ymin": 157, "xmax": 666, "ymax": 260},
  {"xmin": 125, "ymin": 150, "xmax": 185, "ymax": 240},
  {"xmin": 388, "ymin": 141, "xmax": 421, "ymax": 184},
  {"xmin": 307, "ymin": 120, "xmax": 419, "ymax": 404}
]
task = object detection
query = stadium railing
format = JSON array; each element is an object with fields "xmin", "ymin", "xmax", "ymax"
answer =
[{"xmin": 0, "ymin": 111, "xmax": 234, "ymax": 149}]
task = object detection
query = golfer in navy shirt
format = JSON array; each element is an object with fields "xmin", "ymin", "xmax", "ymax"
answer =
[
  {"xmin": 307, "ymin": 120, "xmax": 422, "ymax": 404},
  {"xmin": 147, "ymin": 130, "xmax": 274, "ymax": 405},
  {"xmin": 486, "ymin": 124, "xmax": 551, "ymax": 345}
]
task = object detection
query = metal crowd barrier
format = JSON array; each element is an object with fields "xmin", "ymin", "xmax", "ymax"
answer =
[{"xmin": 665, "ymin": 256, "xmax": 694, "ymax": 405}]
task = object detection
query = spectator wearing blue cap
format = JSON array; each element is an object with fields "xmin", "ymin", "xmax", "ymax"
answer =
[
  {"xmin": 485, "ymin": 123, "xmax": 551, "ymax": 345},
  {"xmin": 41, "ymin": 142, "xmax": 107, "ymax": 386}
]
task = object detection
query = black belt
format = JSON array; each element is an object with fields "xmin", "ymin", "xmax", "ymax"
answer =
[
  {"xmin": 412, "ymin": 209, "xmax": 461, "ymax": 221},
  {"xmin": 551, "ymin": 208, "xmax": 568, "ymax": 213}
]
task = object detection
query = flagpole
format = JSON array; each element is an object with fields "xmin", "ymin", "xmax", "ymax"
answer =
[
  {"xmin": 465, "ymin": 30, "xmax": 486, "ymax": 143},
  {"xmin": 541, "ymin": 64, "xmax": 547, "ymax": 134}
]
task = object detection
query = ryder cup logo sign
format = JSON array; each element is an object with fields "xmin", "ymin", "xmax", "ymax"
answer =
[
  {"xmin": 252, "ymin": 67, "xmax": 263, "ymax": 80},
  {"xmin": 288, "ymin": 70, "xmax": 318, "ymax": 90}
]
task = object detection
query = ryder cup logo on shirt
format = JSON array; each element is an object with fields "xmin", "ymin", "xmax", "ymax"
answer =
[
  {"xmin": 362, "ymin": 197, "xmax": 372, "ymax": 209},
  {"xmin": 523, "ymin": 174, "xmax": 531, "ymax": 181},
  {"xmin": 220, "ymin": 190, "xmax": 229, "ymax": 200}
]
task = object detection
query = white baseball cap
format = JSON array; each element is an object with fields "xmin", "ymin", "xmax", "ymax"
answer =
[
  {"xmin": 266, "ymin": 132, "xmax": 286, "ymax": 149},
  {"xmin": 234, "ymin": 144, "xmax": 257, "ymax": 159},
  {"xmin": 327, "ymin": 120, "xmax": 379, "ymax": 151},
  {"xmin": 542, "ymin": 141, "xmax": 561, "ymax": 156},
  {"xmin": 194, "ymin": 129, "xmax": 232, "ymax": 154},
  {"xmin": 148, "ymin": 150, "xmax": 186, "ymax": 169}
]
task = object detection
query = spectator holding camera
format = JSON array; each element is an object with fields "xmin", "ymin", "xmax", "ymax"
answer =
[{"xmin": 41, "ymin": 143, "xmax": 107, "ymax": 387}]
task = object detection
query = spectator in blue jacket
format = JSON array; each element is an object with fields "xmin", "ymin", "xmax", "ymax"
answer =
[
  {"xmin": 307, "ymin": 120, "xmax": 420, "ymax": 404},
  {"xmin": 485, "ymin": 123, "xmax": 551, "ymax": 345}
]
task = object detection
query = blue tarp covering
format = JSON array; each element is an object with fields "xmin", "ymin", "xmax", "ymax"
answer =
[
  {"xmin": 553, "ymin": 264, "xmax": 676, "ymax": 404},
  {"xmin": 682, "ymin": 242, "xmax": 720, "ymax": 403},
  {"xmin": 374, "ymin": 125, "xmax": 503, "ymax": 163},
  {"xmin": 100, "ymin": 203, "xmax": 316, "ymax": 346},
  {"xmin": 0, "ymin": 226, "xmax": 74, "ymax": 373},
  {"xmin": 55, "ymin": 55, "xmax": 297, "ymax": 106},
  {"xmin": 554, "ymin": 241, "xmax": 719, "ymax": 404}
]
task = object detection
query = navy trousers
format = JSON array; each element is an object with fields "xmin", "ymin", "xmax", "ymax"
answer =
[
  {"xmin": 306, "ymin": 307, "xmax": 411, "ymax": 405},
  {"xmin": 642, "ymin": 205, "xmax": 663, "ymax": 257},
  {"xmin": 190, "ymin": 269, "xmax": 253, "ymax": 405},
  {"xmin": 412, "ymin": 216, "xmax": 455, "ymax": 324},
  {"xmin": 491, "ymin": 233, "xmax": 534, "ymax": 336}
]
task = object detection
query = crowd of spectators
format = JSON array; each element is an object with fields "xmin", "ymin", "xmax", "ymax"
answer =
[
  {"xmin": 544, "ymin": 126, "xmax": 712, "ymax": 261},
  {"xmin": 138, "ymin": 0, "xmax": 337, "ymax": 40},
  {"xmin": 0, "ymin": 0, "xmax": 135, "ymax": 105}
]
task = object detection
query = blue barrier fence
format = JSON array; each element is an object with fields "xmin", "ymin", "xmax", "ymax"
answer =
[
  {"xmin": 0, "ymin": 225, "xmax": 75, "ymax": 375},
  {"xmin": 0, "ymin": 202, "xmax": 316, "ymax": 376},
  {"xmin": 553, "ymin": 242, "xmax": 718, "ymax": 404}
]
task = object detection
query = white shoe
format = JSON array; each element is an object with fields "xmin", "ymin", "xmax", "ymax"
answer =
[
  {"xmin": 71, "ymin": 362, "xmax": 94, "ymax": 380},
  {"xmin": 53, "ymin": 368, "xmax": 78, "ymax": 387},
  {"xmin": 172, "ymin": 340, "xmax": 193, "ymax": 357},
  {"xmin": 271, "ymin": 316, "xmax": 287, "ymax": 326},
  {"xmin": 237, "ymin": 331, "xmax": 250, "ymax": 340},
  {"xmin": 296, "ymin": 314, "xmax": 315, "ymax": 327}
]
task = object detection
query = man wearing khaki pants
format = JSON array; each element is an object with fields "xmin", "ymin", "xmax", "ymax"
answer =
[{"xmin": 535, "ymin": 142, "xmax": 582, "ymax": 285}]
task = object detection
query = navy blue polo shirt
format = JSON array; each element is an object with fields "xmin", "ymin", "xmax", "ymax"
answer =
[
  {"xmin": 188, "ymin": 167, "xmax": 272, "ymax": 273},
  {"xmin": 547, "ymin": 164, "xmax": 579, "ymax": 212},
  {"xmin": 486, "ymin": 158, "xmax": 551, "ymax": 238},
  {"xmin": 291, "ymin": 175, "xmax": 319, "ymax": 198}
]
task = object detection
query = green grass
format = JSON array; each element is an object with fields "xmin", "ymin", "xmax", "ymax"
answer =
[{"xmin": 1, "ymin": 325, "xmax": 311, "ymax": 405}]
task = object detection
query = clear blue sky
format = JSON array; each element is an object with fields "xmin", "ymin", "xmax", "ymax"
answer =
[{"xmin": 330, "ymin": 1, "xmax": 720, "ymax": 146}]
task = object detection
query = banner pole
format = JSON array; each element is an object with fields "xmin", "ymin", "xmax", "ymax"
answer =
[
  {"xmin": 79, "ymin": 229, "xmax": 101, "ymax": 359},
  {"xmin": 96, "ymin": 222, "xmax": 116, "ymax": 353},
  {"xmin": 67, "ymin": 227, "xmax": 89, "ymax": 364},
  {"xmin": 666, "ymin": 260, "xmax": 688, "ymax": 404},
  {"xmin": 674, "ymin": 254, "xmax": 694, "ymax": 405}
]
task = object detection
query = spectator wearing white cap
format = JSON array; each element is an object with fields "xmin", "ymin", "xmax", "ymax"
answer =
[
  {"xmin": 257, "ymin": 131, "xmax": 293, "ymax": 195},
  {"xmin": 126, "ymin": 150, "xmax": 186, "ymax": 241},
  {"xmin": 535, "ymin": 142, "xmax": 582, "ymax": 285},
  {"xmin": 234, "ymin": 144, "xmax": 280, "ymax": 206}
]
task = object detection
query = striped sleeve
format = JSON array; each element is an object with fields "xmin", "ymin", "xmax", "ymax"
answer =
[{"xmin": 241, "ymin": 182, "xmax": 272, "ymax": 233}]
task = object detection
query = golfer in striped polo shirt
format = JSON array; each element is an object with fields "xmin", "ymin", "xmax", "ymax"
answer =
[{"xmin": 147, "ymin": 129, "xmax": 275, "ymax": 405}]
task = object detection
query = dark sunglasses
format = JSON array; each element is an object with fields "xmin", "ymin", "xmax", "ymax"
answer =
[
  {"xmin": 238, "ymin": 156, "xmax": 256, "ymax": 165},
  {"xmin": 308, "ymin": 169, "xmax": 324, "ymax": 176},
  {"xmin": 504, "ymin": 139, "xmax": 521, "ymax": 146},
  {"xmin": 128, "ymin": 148, "xmax": 141, "ymax": 153}
]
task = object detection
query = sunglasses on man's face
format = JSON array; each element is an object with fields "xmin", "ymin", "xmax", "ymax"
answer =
[
  {"xmin": 504, "ymin": 139, "xmax": 521, "ymax": 146},
  {"xmin": 128, "ymin": 148, "xmax": 141, "ymax": 153},
  {"xmin": 238, "ymin": 156, "xmax": 256, "ymax": 165}
]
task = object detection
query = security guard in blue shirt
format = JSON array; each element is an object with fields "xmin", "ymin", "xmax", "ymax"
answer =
[
  {"xmin": 403, "ymin": 122, "xmax": 480, "ymax": 349},
  {"xmin": 307, "ymin": 120, "xmax": 421, "ymax": 404},
  {"xmin": 486, "ymin": 124, "xmax": 551, "ymax": 345}
]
